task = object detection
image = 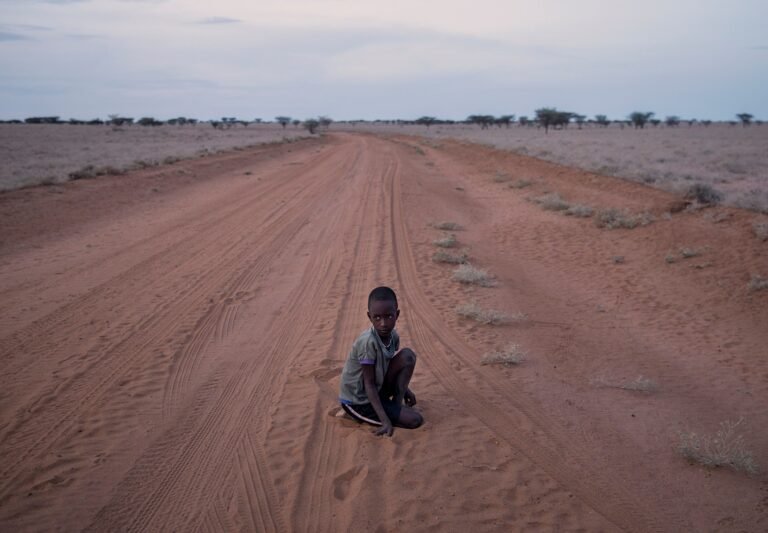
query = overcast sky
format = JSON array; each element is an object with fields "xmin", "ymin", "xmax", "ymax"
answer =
[{"xmin": 1, "ymin": 0, "xmax": 766, "ymax": 121}]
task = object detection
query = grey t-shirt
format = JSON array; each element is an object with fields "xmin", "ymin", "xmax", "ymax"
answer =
[{"xmin": 339, "ymin": 327, "xmax": 400, "ymax": 405}]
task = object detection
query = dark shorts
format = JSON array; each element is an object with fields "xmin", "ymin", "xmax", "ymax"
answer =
[{"xmin": 341, "ymin": 397, "xmax": 402, "ymax": 427}]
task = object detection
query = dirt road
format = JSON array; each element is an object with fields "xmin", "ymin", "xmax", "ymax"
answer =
[{"xmin": 1, "ymin": 133, "xmax": 766, "ymax": 531}]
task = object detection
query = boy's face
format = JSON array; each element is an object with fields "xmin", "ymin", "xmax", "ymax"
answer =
[{"xmin": 367, "ymin": 299, "xmax": 399, "ymax": 339}]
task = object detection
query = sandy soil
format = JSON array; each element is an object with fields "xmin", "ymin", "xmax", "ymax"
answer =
[
  {"xmin": 0, "ymin": 123, "xmax": 309, "ymax": 192},
  {"xmin": 344, "ymin": 123, "xmax": 768, "ymax": 213},
  {"xmin": 1, "ymin": 133, "xmax": 767, "ymax": 531}
]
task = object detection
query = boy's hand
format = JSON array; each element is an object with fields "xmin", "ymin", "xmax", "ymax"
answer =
[
  {"xmin": 404, "ymin": 388, "xmax": 417, "ymax": 406},
  {"xmin": 374, "ymin": 422, "xmax": 394, "ymax": 437}
]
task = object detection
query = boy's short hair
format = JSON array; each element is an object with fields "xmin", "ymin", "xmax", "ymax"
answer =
[{"xmin": 368, "ymin": 286, "xmax": 398, "ymax": 309}]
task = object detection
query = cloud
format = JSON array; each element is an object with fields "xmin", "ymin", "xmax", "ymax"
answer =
[
  {"xmin": 197, "ymin": 16, "xmax": 242, "ymax": 25},
  {"xmin": 0, "ymin": 31, "xmax": 31, "ymax": 42}
]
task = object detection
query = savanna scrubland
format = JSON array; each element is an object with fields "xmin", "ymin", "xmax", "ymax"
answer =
[{"xmin": 1, "ymin": 124, "xmax": 767, "ymax": 531}]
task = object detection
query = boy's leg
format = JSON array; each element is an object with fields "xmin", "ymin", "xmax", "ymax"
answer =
[{"xmin": 382, "ymin": 348, "xmax": 423, "ymax": 429}]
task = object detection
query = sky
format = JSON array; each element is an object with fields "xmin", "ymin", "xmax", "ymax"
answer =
[{"xmin": 0, "ymin": 0, "xmax": 766, "ymax": 121}]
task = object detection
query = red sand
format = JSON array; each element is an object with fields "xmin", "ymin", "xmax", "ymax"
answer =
[{"xmin": 1, "ymin": 133, "xmax": 766, "ymax": 531}]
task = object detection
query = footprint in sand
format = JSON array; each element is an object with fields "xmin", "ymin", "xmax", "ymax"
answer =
[{"xmin": 332, "ymin": 465, "xmax": 368, "ymax": 501}]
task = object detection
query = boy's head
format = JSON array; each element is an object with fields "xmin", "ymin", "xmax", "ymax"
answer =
[{"xmin": 367, "ymin": 286, "xmax": 399, "ymax": 338}]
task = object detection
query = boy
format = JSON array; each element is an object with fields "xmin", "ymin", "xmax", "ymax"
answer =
[{"xmin": 339, "ymin": 286, "xmax": 423, "ymax": 436}]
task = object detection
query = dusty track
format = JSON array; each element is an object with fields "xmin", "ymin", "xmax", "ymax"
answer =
[{"xmin": 1, "ymin": 133, "xmax": 766, "ymax": 531}]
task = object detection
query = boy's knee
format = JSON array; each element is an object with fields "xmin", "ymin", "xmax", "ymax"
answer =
[
  {"xmin": 399, "ymin": 348, "xmax": 417, "ymax": 366},
  {"xmin": 401, "ymin": 410, "xmax": 423, "ymax": 429}
]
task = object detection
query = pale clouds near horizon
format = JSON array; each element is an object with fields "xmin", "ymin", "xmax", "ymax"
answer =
[{"xmin": 0, "ymin": 0, "xmax": 766, "ymax": 120}]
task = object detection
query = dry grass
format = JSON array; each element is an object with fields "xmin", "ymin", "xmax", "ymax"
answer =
[
  {"xmin": 508, "ymin": 179, "xmax": 533, "ymax": 189},
  {"xmin": 345, "ymin": 123, "xmax": 768, "ymax": 213},
  {"xmin": 592, "ymin": 375, "xmax": 659, "ymax": 393},
  {"xmin": 455, "ymin": 302, "xmax": 526, "ymax": 325},
  {"xmin": 452, "ymin": 264, "xmax": 496, "ymax": 286},
  {"xmin": 679, "ymin": 248, "xmax": 702, "ymax": 259},
  {"xmin": 432, "ymin": 250, "xmax": 468, "ymax": 264},
  {"xmin": 748, "ymin": 275, "xmax": 768, "ymax": 291},
  {"xmin": 595, "ymin": 208, "xmax": 654, "ymax": 229},
  {"xmin": 493, "ymin": 171, "xmax": 511, "ymax": 183},
  {"xmin": 532, "ymin": 192, "xmax": 570, "ymax": 211},
  {"xmin": 0, "ymin": 123, "xmax": 309, "ymax": 192},
  {"xmin": 754, "ymin": 221, "xmax": 768, "ymax": 241},
  {"xmin": 481, "ymin": 343, "xmax": 526, "ymax": 366},
  {"xmin": 433, "ymin": 221, "xmax": 463, "ymax": 231},
  {"xmin": 433, "ymin": 233, "xmax": 458, "ymax": 248},
  {"xmin": 678, "ymin": 418, "xmax": 759, "ymax": 475},
  {"xmin": 564, "ymin": 204, "xmax": 594, "ymax": 218}
]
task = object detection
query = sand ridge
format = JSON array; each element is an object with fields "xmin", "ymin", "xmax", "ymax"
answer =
[{"xmin": 1, "ymin": 133, "xmax": 766, "ymax": 531}]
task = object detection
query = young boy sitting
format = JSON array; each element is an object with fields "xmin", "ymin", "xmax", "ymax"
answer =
[{"xmin": 339, "ymin": 286, "xmax": 424, "ymax": 436}]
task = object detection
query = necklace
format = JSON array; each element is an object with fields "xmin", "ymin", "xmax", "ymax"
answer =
[{"xmin": 383, "ymin": 337, "xmax": 393, "ymax": 350}]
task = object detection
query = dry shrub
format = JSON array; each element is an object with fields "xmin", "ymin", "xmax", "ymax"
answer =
[
  {"xmin": 595, "ymin": 208, "xmax": 654, "ymax": 229},
  {"xmin": 564, "ymin": 204, "xmax": 594, "ymax": 218},
  {"xmin": 677, "ymin": 418, "xmax": 758, "ymax": 474},
  {"xmin": 433, "ymin": 221, "xmax": 463, "ymax": 231},
  {"xmin": 432, "ymin": 250, "xmax": 468, "ymax": 264},
  {"xmin": 452, "ymin": 264, "xmax": 495, "ymax": 286},
  {"xmin": 686, "ymin": 183, "xmax": 723, "ymax": 205},
  {"xmin": 748, "ymin": 275, "xmax": 768, "ymax": 291},
  {"xmin": 532, "ymin": 192, "xmax": 570, "ymax": 211},
  {"xmin": 456, "ymin": 302, "xmax": 525, "ymax": 325},
  {"xmin": 433, "ymin": 233, "xmax": 457, "ymax": 248},
  {"xmin": 509, "ymin": 179, "xmax": 533, "ymax": 189},
  {"xmin": 753, "ymin": 221, "xmax": 768, "ymax": 241},
  {"xmin": 592, "ymin": 375, "xmax": 659, "ymax": 393},
  {"xmin": 481, "ymin": 343, "xmax": 526, "ymax": 366},
  {"xmin": 493, "ymin": 171, "xmax": 511, "ymax": 183},
  {"xmin": 679, "ymin": 248, "xmax": 702, "ymax": 258}
]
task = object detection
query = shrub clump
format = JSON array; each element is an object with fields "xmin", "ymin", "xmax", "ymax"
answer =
[
  {"xmin": 595, "ymin": 208, "xmax": 654, "ymax": 229},
  {"xmin": 455, "ymin": 302, "xmax": 525, "ymax": 325},
  {"xmin": 753, "ymin": 221, "xmax": 768, "ymax": 241},
  {"xmin": 748, "ymin": 275, "xmax": 768, "ymax": 291},
  {"xmin": 433, "ymin": 221, "xmax": 463, "ymax": 231},
  {"xmin": 677, "ymin": 418, "xmax": 758, "ymax": 474},
  {"xmin": 432, "ymin": 250, "xmax": 468, "ymax": 264},
  {"xmin": 481, "ymin": 343, "xmax": 526, "ymax": 366},
  {"xmin": 686, "ymin": 183, "xmax": 723, "ymax": 205},
  {"xmin": 509, "ymin": 179, "xmax": 533, "ymax": 189},
  {"xmin": 433, "ymin": 233, "xmax": 457, "ymax": 248},
  {"xmin": 532, "ymin": 192, "xmax": 570, "ymax": 211},
  {"xmin": 452, "ymin": 264, "xmax": 495, "ymax": 286},
  {"xmin": 564, "ymin": 204, "xmax": 594, "ymax": 218}
]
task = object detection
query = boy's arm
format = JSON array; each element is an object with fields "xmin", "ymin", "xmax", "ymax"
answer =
[{"xmin": 362, "ymin": 365, "xmax": 393, "ymax": 436}]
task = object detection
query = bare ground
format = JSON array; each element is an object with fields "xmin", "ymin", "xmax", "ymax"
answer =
[{"xmin": 1, "ymin": 133, "xmax": 767, "ymax": 531}]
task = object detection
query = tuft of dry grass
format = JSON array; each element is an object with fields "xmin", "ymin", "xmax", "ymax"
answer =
[
  {"xmin": 753, "ymin": 221, "xmax": 768, "ymax": 241},
  {"xmin": 432, "ymin": 250, "xmax": 468, "ymax": 264},
  {"xmin": 493, "ymin": 171, "xmax": 511, "ymax": 183},
  {"xmin": 433, "ymin": 221, "xmax": 463, "ymax": 231},
  {"xmin": 508, "ymin": 179, "xmax": 533, "ymax": 189},
  {"xmin": 481, "ymin": 343, "xmax": 526, "ymax": 366},
  {"xmin": 677, "ymin": 418, "xmax": 758, "ymax": 475},
  {"xmin": 595, "ymin": 208, "xmax": 654, "ymax": 229},
  {"xmin": 679, "ymin": 248, "xmax": 702, "ymax": 258},
  {"xmin": 564, "ymin": 204, "xmax": 594, "ymax": 218},
  {"xmin": 452, "ymin": 264, "xmax": 496, "ymax": 287},
  {"xmin": 433, "ymin": 233, "xmax": 457, "ymax": 248},
  {"xmin": 532, "ymin": 192, "xmax": 570, "ymax": 211},
  {"xmin": 592, "ymin": 375, "xmax": 659, "ymax": 393},
  {"xmin": 455, "ymin": 302, "xmax": 526, "ymax": 325},
  {"xmin": 748, "ymin": 275, "xmax": 768, "ymax": 291}
]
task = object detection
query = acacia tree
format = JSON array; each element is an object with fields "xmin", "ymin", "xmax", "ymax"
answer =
[
  {"xmin": 665, "ymin": 115, "xmax": 680, "ymax": 127},
  {"xmin": 303, "ymin": 119, "xmax": 320, "ymax": 134},
  {"xmin": 573, "ymin": 114, "xmax": 586, "ymax": 129},
  {"xmin": 628, "ymin": 111, "xmax": 654, "ymax": 129},
  {"xmin": 595, "ymin": 114, "xmax": 610, "ymax": 127},
  {"xmin": 737, "ymin": 113, "xmax": 753, "ymax": 127},
  {"xmin": 535, "ymin": 108, "xmax": 572, "ymax": 133},
  {"xmin": 275, "ymin": 116, "xmax": 291, "ymax": 128},
  {"xmin": 318, "ymin": 116, "xmax": 333, "ymax": 129},
  {"xmin": 415, "ymin": 116, "xmax": 437, "ymax": 128},
  {"xmin": 496, "ymin": 114, "xmax": 515, "ymax": 128},
  {"xmin": 467, "ymin": 114, "xmax": 495, "ymax": 129}
]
